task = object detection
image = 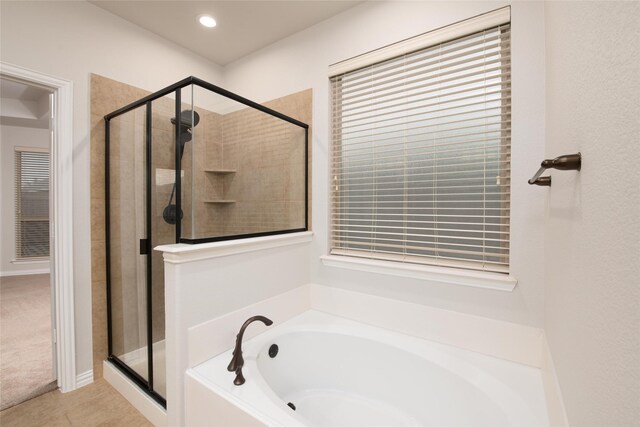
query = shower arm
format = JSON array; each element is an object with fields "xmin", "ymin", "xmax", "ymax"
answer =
[{"xmin": 528, "ymin": 153, "xmax": 581, "ymax": 187}]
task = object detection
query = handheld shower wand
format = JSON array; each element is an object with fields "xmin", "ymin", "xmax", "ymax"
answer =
[{"xmin": 163, "ymin": 110, "xmax": 200, "ymax": 225}]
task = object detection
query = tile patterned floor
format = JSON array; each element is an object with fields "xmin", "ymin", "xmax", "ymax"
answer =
[{"xmin": 0, "ymin": 379, "xmax": 153, "ymax": 427}]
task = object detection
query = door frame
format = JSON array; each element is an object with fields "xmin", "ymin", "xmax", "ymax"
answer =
[{"xmin": 0, "ymin": 62, "xmax": 77, "ymax": 392}]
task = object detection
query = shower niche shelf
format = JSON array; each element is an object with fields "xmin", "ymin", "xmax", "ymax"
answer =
[
  {"xmin": 204, "ymin": 169, "xmax": 236, "ymax": 174},
  {"xmin": 203, "ymin": 199, "xmax": 236, "ymax": 204},
  {"xmin": 204, "ymin": 167, "xmax": 236, "ymax": 205}
]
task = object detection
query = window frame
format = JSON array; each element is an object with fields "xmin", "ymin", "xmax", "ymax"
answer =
[
  {"xmin": 328, "ymin": 8, "xmax": 512, "ymax": 275},
  {"xmin": 14, "ymin": 146, "xmax": 51, "ymax": 261}
]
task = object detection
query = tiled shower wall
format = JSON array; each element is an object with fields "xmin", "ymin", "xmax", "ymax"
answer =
[
  {"xmin": 191, "ymin": 91, "xmax": 311, "ymax": 239},
  {"xmin": 90, "ymin": 74, "xmax": 311, "ymax": 378}
]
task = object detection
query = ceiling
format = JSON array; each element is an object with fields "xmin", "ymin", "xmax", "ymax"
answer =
[
  {"xmin": 89, "ymin": 1, "xmax": 362, "ymax": 65},
  {"xmin": 1, "ymin": 79, "xmax": 50, "ymax": 101},
  {"xmin": 0, "ymin": 79, "xmax": 51, "ymax": 129}
]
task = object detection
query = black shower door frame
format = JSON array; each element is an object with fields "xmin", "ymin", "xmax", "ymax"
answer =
[{"xmin": 104, "ymin": 76, "xmax": 309, "ymax": 407}]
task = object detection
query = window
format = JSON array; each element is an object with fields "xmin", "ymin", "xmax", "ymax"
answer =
[
  {"xmin": 330, "ymin": 9, "xmax": 511, "ymax": 273},
  {"xmin": 15, "ymin": 148, "xmax": 50, "ymax": 260}
]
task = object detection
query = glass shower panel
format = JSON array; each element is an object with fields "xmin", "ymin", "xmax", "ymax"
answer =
[
  {"xmin": 108, "ymin": 105, "xmax": 148, "ymax": 381},
  {"xmin": 177, "ymin": 86, "xmax": 195, "ymax": 240},
  {"xmin": 149, "ymin": 93, "xmax": 178, "ymax": 398},
  {"xmin": 105, "ymin": 76, "xmax": 308, "ymax": 407},
  {"xmin": 182, "ymin": 84, "xmax": 307, "ymax": 241}
]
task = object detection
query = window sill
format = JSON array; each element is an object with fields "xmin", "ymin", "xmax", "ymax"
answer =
[
  {"xmin": 320, "ymin": 255, "xmax": 517, "ymax": 292},
  {"xmin": 11, "ymin": 258, "xmax": 50, "ymax": 264}
]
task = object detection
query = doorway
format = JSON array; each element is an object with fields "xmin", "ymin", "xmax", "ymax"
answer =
[
  {"xmin": 0, "ymin": 78, "xmax": 55, "ymax": 409},
  {"xmin": 0, "ymin": 62, "xmax": 76, "ymax": 399}
]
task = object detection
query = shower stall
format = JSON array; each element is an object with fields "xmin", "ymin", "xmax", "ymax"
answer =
[{"xmin": 104, "ymin": 76, "xmax": 308, "ymax": 405}]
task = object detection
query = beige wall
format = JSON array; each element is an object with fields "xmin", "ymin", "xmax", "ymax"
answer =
[{"xmin": 544, "ymin": 2, "xmax": 640, "ymax": 425}]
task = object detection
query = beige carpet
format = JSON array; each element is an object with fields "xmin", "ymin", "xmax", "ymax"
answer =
[{"xmin": 0, "ymin": 274, "xmax": 56, "ymax": 411}]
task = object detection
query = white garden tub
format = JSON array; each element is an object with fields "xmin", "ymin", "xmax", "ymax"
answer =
[{"xmin": 186, "ymin": 311, "xmax": 548, "ymax": 426}]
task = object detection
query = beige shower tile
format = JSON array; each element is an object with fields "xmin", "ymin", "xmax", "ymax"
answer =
[
  {"xmin": 288, "ymin": 201, "xmax": 307, "ymax": 229},
  {"xmin": 91, "ymin": 241, "xmax": 106, "ymax": 283},
  {"xmin": 90, "ymin": 198, "xmax": 106, "ymax": 243},
  {"xmin": 91, "ymin": 279, "xmax": 107, "ymax": 378},
  {"xmin": 91, "ymin": 74, "xmax": 150, "ymax": 116}
]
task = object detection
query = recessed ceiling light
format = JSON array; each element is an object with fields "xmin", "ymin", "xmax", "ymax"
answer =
[{"xmin": 198, "ymin": 15, "xmax": 217, "ymax": 28}]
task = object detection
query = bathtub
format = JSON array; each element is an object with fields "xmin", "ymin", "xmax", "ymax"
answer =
[{"xmin": 186, "ymin": 311, "xmax": 548, "ymax": 426}]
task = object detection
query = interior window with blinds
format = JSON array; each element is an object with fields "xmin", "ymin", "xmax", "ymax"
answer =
[
  {"xmin": 330, "ymin": 13, "xmax": 511, "ymax": 273},
  {"xmin": 15, "ymin": 149, "xmax": 50, "ymax": 260}
]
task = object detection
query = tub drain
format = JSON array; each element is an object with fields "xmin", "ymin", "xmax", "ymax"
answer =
[
  {"xmin": 287, "ymin": 402, "xmax": 296, "ymax": 411},
  {"xmin": 269, "ymin": 344, "xmax": 279, "ymax": 358}
]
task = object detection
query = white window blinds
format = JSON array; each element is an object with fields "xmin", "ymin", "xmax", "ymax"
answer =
[
  {"xmin": 330, "ymin": 13, "xmax": 511, "ymax": 273},
  {"xmin": 15, "ymin": 149, "xmax": 50, "ymax": 260}
]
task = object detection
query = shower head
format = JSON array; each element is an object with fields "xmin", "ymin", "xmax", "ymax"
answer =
[
  {"xmin": 171, "ymin": 110, "xmax": 201, "ymax": 159},
  {"xmin": 171, "ymin": 110, "xmax": 200, "ymax": 129},
  {"xmin": 163, "ymin": 110, "xmax": 202, "ymax": 225}
]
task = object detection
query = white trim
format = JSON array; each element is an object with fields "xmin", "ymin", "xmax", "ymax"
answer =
[
  {"xmin": 155, "ymin": 231, "xmax": 313, "ymax": 264},
  {"xmin": 104, "ymin": 361, "xmax": 167, "ymax": 427},
  {"xmin": 0, "ymin": 268, "xmax": 50, "ymax": 277},
  {"xmin": 75, "ymin": 369, "xmax": 94, "ymax": 388},
  {"xmin": 320, "ymin": 255, "xmax": 517, "ymax": 292},
  {"xmin": 329, "ymin": 6, "xmax": 510, "ymax": 76},
  {"xmin": 14, "ymin": 146, "xmax": 49, "ymax": 153},
  {"xmin": 0, "ymin": 62, "xmax": 76, "ymax": 392},
  {"xmin": 10, "ymin": 258, "xmax": 50, "ymax": 264}
]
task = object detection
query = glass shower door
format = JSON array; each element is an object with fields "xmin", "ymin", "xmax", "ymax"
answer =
[
  {"xmin": 107, "ymin": 97, "xmax": 173, "ymax": 405},
  {"xmin": 148, "ymin": 92, "xmax": 183, "ymax": 399},
  {"xmin": 107, "ymin": 105, "xmax": 149, "ymax": 383}
]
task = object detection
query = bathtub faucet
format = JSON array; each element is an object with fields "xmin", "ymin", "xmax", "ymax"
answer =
[{"xmin": 227, "ymin": 315, "xmax": 273, "ymax": 385}]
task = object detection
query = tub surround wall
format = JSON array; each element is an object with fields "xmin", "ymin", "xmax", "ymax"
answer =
[
  {"xmin": 186, "ymin": 283, "xmax": 544, "ymax": 376},
  {"xmin": 543, "ymin": 2, "xmax": 640, "ymax": 425},
  {"xmin": 156, "ymin": 232, "xmax": 313, "ymax": 426},
  {"xmin": 154, "ymin": 228, "xmax": 564, "ymax": 426},
  {"xmin": 180, "ymin": 280, "xmax": 562, "ymax": 426}
]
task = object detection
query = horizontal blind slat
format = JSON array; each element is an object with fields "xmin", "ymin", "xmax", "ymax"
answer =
[
  {"xmin": 331, "ymin": 21, "xmax": 511, "ymax": 273},
  {"xmin": 15, "ymin": 150, "xmax": 50, "ymax": 260}
]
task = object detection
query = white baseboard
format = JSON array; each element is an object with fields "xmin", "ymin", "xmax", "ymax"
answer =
[
  {"xmin": 75, "ymin": 370, "xmax": 93, "ymax": 388},
  {"xmin": 0, "ymin": 268, "xmax": 50, "ymax": 277},
  {"xmin": 104, "ymin": 361, "xmax": 167, "ymax": 427}
]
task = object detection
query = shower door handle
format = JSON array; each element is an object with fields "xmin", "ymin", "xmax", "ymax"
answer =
[{"xmin": 139, "ymin": 239, "xmax": 149, "ymax": 255}]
